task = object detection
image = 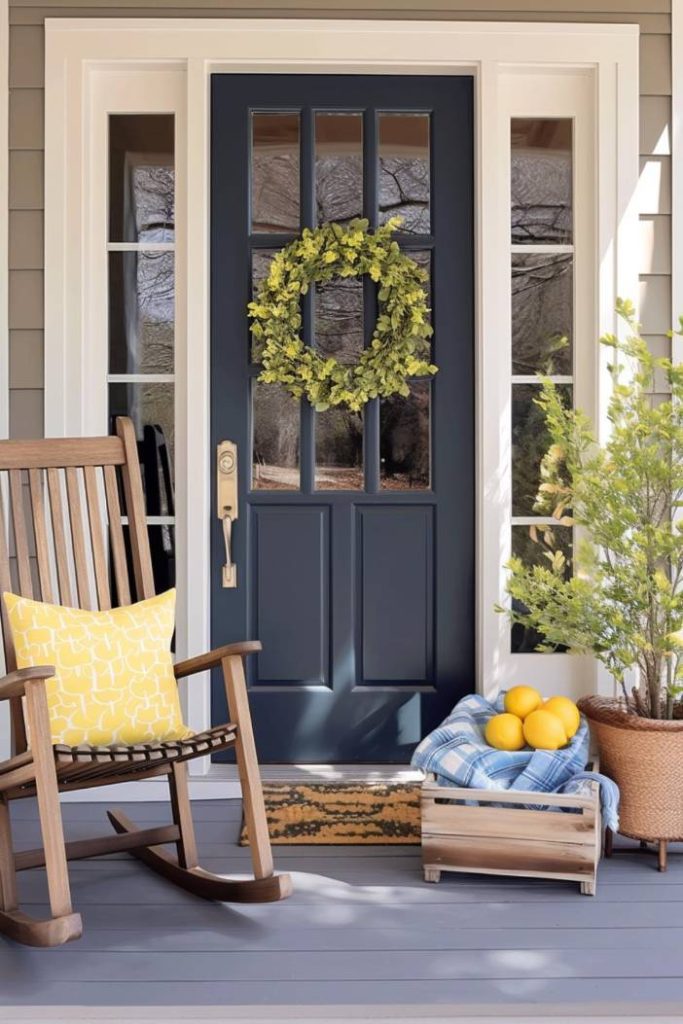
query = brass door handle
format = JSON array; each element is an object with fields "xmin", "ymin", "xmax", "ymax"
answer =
[
  {"xmin": 221, "ymin": 510, "xmax": 236, "ymax": 588},
  {"xmin": 217, "ymin": 441, "xmax": 238, "ymax": 588}
]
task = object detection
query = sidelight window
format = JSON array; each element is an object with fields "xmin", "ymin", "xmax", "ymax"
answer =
[
  {"xmin": 510, "ymin": 118, "xmax": 575, "ymax": 654},
  {"xmin": 107, "ymin": 113, "xmax": 176, "ymax": 592}
]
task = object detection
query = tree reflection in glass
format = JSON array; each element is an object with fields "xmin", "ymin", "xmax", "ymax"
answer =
[
  {"xmin": 380, "ymin": 380, "xmax": 430, "ymax": 490},
  {"xmin": 378, "ymin": 113, "xmax": 431, "ymax": 234},
  {"xmin": 511, "ymin": 118, "xmax": 572, "ymax": 246},
  {"xmin": 315, "ymin": 408, "xmax": 363, "ymax": 491},
  {"xmin": 252, "ymin": 382, "xmax": 300, "ymax": 491}
]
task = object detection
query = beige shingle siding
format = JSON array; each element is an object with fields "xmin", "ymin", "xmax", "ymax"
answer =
[
  {"xmin": 637, "ymin": 25, "xmax": 672, "ymax": 397},
  {"xmin": 6, "ymin": 1, "xmax": 673, "ymax": 435}
]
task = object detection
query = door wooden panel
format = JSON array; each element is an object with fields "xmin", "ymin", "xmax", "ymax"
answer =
[
  {"xmin": 357, "ymin": 506, "xmax": 434, "ymax": 685},
  {"xmin": 252, "ymin": 506, "xmax": 330, "ymax": 686},
  {"xmin": 211, "ymin": 73, "xmax": 474, "ymax": 762}
]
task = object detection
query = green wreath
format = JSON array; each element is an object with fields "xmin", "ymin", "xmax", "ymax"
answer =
[{"xmin": 248, "ymin": 217, "xmax": 436, "ymax": 412}]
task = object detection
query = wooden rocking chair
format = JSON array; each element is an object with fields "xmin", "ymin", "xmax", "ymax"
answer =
[{"xmin": 0, "ymin": 417, "xmax": 292, "ymax": 948}]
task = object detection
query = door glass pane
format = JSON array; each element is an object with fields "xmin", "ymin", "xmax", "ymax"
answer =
[
  {"xmin": 109, "ymin": 251, "xmax": 175, "ymax": 374},
  {"xmin": 109, "ymin": 114, "xmax": 175, "ymax": 243},
  {"xmin": 109, "ymin": 382, "xmax": 175, "ymax": 515},
  {"xmin": 378, "ymin": 113, "xmax": 430, "ymax": 235},
  {"xmin": 315, "ymin": 112, "xmax": 363, "ymax": 224},
  {"xmin": 512, "ymin": 253, "xmax": 572, "ymax": 376},
  {"xmin": 251, "ymin": 112, "xmax": 300, "ymax": 234},
  {"xmin": 511, "ymin": 524, "xmax": 572, "ymax": 654},
  {"xmin": 252, "ymin": 382, "xmax": 300, "ymax": 491},
  {"xmin": 315, "ymin": 277, "xmax": 363, "ymax": 362},
  {"xmin": 315, "ymin": 408, "xmax": 363, "ymax": 490},
  {"xmin": 380, "ymin": 380, "xmax": 430, "ymax": 490},
  {"xmin": 512, "ymin": 383, "xmax": 571, "ymax": 516},
  {"xmin": 511, "ymin": 118, "xmax": 572, "ymax": 245}
]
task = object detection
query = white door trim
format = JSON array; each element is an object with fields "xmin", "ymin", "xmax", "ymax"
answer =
[{"xmin": 43, "ymin": 18, "xmax": 639, "ymax": 798}]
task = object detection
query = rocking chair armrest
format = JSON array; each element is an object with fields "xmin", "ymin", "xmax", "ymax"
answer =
[
  {"xmin": 0, "ymin": 666, "xmax": 55, "ymax": 702},
  {"xmin": 173, "ymin": 642, "xmax": 262, "ymax": 680}
]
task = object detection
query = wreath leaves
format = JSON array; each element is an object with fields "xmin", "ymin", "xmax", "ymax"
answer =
[{"xmin": 248, "ymin": 217, "xmax": 437, "ymax": 412}]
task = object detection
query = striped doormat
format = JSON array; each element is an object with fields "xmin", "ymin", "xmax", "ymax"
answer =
[{"xmin": 239, "ymin": 781, "xmax": 421, "ymax": 845}]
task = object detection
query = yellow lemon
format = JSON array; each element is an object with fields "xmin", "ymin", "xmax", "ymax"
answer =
[
  {"xmin": 523, "ymin": 709, "xmax": 568, "ymax": 750},
  {"xmin": 485, "ymin": 713, "xmax": 525, "ymax": 751},
  {"xmin": 543, "ymin": 696, "xmax": 581, "ymax": 739},
  {"xmin": 504, "ymin": 685, "xmax": 542, "ymax": 720}
]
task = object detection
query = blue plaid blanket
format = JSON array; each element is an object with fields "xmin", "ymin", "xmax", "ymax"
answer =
[{"xmin": 411, "ymin": 693, "xmax": 619, "ymax": 831}]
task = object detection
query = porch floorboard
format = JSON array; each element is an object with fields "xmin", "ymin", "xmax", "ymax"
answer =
[{"xmin": 2, "ymin": 799, "xmax": 682, "ymax": 1010}]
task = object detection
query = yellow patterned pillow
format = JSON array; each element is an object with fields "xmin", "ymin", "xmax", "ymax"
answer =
[{"xmin": 3, "ymin": 589, "xmax": 192, "ymax": 747}]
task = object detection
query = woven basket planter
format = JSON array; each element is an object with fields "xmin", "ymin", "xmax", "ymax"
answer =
[{"xmin": 578, "ymin": 695, "xmax": 683, "ymax": 845}]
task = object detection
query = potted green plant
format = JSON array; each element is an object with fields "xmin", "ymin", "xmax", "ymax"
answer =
[{"xmin": 502, "ymin": 299, "xmax": 683, "ymax": 869}]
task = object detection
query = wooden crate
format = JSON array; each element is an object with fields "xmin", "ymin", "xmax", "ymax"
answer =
[{"xmin": 421, "ymin": 774, "xmax": 602, "ymax": 895}]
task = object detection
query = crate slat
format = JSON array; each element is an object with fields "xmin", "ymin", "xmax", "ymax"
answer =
[
  {"xmin": 422, "ymin": 833, "xmax": 596, "ymax": 878},
  {"xmin": 422, "ymin": 801, "xmax": 596, "ymax": 844},
  {"xmin": 421, "ymin": 782, "xmax": 596, "ymax": 810}
]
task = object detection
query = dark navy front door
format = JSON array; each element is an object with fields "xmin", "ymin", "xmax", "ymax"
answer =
[{"xmin": 211, "ymin": 74, "xmax": 474, "ymax": 762}]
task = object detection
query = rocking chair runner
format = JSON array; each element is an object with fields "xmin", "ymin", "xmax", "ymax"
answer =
[{"xmin": 0, "ymin": 417, "xmax": 292, "ymax": 948}]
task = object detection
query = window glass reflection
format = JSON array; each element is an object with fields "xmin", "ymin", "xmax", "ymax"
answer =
[
  {"xmin": 380, "ymin": 380, "xmax": 430, "ymax": 490},
  {"xmin": 251, "ymin": 112, "xmax": 300, "ymax": 233},
  {"xmin": 109, "ymin": 114, "xmax": 175, "ymax": 243},
  {"xmin": 109, "ymin": 251, "xmax": 174, "ymax": 374},
  {"xmin": 511, "ymin": 118, "xmax": 573, "ymax": 245},
  {"xmin": 379, "ymin": 113, "xmax": 431, "ymax": 234},
  {"xmin": 316, "ymin": 112, "xmax": 363, "ymax": 224},
  {"xmin": 316, "ymin": 408, "xmax": 363, "ymax": 490},
  {"xmin": 512, "ymin": 253, "xmax": 572, "ymax": 376},
  {"xmin": 252, "ymin": 382, "xmax": 300, "ymax": 491},
  {"xmin": 109, "ymin": 382, "xmax": 174, "ymax": 516}
]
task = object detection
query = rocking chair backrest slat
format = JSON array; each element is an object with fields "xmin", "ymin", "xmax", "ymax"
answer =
[
  {"xmin": 46, "ymin": 468, "xmax": 74, "ymax": 608},
  {"xmin": 83, "ymin": 466, "xmax": 111, "ymax": 612},
  {"xmin": 0, "ymin": 418, "xmax": 155, "ymax": 755},
  {"xmin": 102, "ymin": 464, "xmax": 131, "ymax": 607},
  {"xmin": 64, "ymin": 467, "xmax": 93, "ymax": 611},
  {"xmin": 9, "ymin": 470, "xmax": 33, "ymax": 599},
  {"xmin": 29, "ymin": 468, "xmax": 55, "ymax": 604},
  {"xmin": 117, "ymin": 418, "xmax": 155, "ymax": 602}
]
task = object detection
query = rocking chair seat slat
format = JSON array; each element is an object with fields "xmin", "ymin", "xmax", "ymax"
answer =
[
  {"xmin": 53, "ymin": 722, "xmax": 237, "ymax": 769},
  {"xmin": 1, "ymin": 723, "xmax": 239, "ymax": 796}
]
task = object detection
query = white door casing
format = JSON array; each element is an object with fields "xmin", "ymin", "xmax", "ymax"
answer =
[{"xmin": 41, "ymin": 20, "xmax": 639, "ymax": 797}]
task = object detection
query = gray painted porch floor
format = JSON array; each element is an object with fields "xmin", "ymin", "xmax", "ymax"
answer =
[{"xmin": 2, "ymin": 799, "xmax": 683, "ymax": 1012}]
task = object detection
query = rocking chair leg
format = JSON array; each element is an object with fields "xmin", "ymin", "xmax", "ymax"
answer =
[
  {"xmin": 222, "ymin": 653, "xmax": 274, "ymax": 880},
  {"xmin": 0, "ymin": 796, "xmax": 17, "ymax": 912},
  {"xmin": 25, "ymin": 682, "xmax": 73, "ymax": 920},
  {"xmin": 0, "ymin": 683, "xmax": 83, "ymax": 947},
  {"xmin": 169, "ymin": 761, "xmax": 198, "ymax": 869}
]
